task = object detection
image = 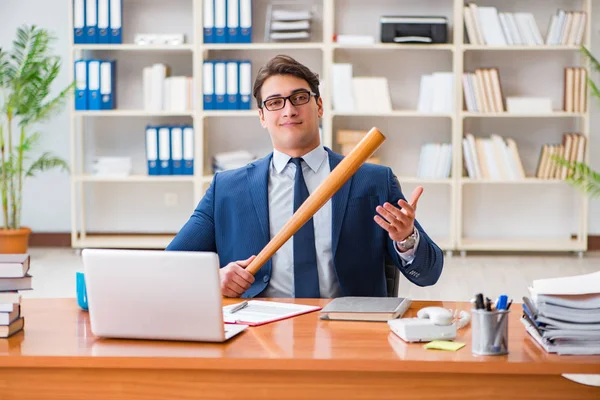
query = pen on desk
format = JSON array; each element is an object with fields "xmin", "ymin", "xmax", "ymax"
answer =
[{"xmin": 229, "ymin": 301, "xmax": 248, "ymax": 314}]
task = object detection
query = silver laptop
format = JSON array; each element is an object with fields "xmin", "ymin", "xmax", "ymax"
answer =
[{"xmin": 81, "ymin": 249, "xmax": 247, "ymax": 342}]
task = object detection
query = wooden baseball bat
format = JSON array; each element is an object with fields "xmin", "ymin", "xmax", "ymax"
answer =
[{"xmin": 246, "ymin": 127, "xmax": 386, "ymax": 275}]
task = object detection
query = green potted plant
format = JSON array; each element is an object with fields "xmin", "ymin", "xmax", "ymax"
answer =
[
  {"xmin": 553, "ymin": 46, "xmax": 600, "ymax": 198},
  {"xmin": 0, "ymin": 25, "xmax": 72, "ymax": 253}
]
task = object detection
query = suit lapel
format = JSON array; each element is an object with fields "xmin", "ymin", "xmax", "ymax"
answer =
[
  {"xmin": 327, "ymin": 148, "xmax": 352, "ymax": 257},
  {"xmin": 247, "ymin": 154, "xmax": 272, "ymax": 242}
]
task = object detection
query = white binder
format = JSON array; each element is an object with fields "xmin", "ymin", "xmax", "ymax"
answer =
[{"xmin": 214, "ymin": 61, "xmax": 227, "ymax": 109}]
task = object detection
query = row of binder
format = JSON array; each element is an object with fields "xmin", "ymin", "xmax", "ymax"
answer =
[
  {"xmin": 204, "ymin": 60, "xmax": 252, "ymax": 110},
  {"xmin": 146, "ymin": 125, "xmax": 194, "ymax": 176},
  {"xmin": 75, "ymin": 60, "xmax": 116, "ymax": 110},
  {"xmin": 73, "ymin": 0, "xmax": 122, "ymax": 44},
  {"xmin": 204, "ymin": 0, "xmax": 252, "ymax": 43}
]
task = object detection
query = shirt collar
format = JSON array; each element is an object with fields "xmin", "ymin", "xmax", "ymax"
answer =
[{"xmin": 272, "ymin": 145, "xmax": 327, "ymax": 174}]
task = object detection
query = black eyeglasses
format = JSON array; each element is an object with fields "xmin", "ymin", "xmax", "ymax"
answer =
[{"xmin": 261, "ymin": 90, "xmax": 317, "ymax": 111}]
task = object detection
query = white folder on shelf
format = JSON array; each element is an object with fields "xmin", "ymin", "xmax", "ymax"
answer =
[
  {"xmin": 214, "ymin": 61, "xmax": 227, "ymax": 110},
  {"xmin": 239, "ymin": 61, "xmax": 252, "ymax": 110},
  {"xmin": 226, "ymin": 61, "xmax": 239, "ymax": 109},
  {"xmin": 171, "ymin": 127, "xmax": 184, "ymax": 175}
]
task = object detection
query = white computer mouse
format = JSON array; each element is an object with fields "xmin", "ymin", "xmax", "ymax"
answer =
[{"xmin": 416, "ymin": 306, "xmax": 453, "ymax": 326}]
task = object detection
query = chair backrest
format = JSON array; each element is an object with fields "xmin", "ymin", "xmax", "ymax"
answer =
[{"xmin": 384, "ymin": 257, "xmax": 400, "ymax": 297}]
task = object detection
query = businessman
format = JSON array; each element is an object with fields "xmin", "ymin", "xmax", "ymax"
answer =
[{"xmin": 167, "ymin": 55, "xmax": 444, "ymax": 298}]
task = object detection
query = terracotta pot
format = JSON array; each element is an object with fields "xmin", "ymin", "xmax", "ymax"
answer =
[{"xmin": 0, "ymin": 227, "xmax": 32, "ymax": 254}]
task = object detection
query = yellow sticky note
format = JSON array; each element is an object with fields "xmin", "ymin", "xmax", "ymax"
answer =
[{"xmin": 423, "ymin": 340, "xmax": 466, "ymax": 351}]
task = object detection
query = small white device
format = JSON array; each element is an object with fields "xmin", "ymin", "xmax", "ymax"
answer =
[
  {"xmin": 82, "ymin": 249, "xmax": 247, "ymax": 342},
  {"xmin": 388, "ymin": 306, "xmax": 471, "ymax": 343}
]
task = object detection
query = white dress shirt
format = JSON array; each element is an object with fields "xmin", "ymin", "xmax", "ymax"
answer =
[{"xmin": 262, "ymin": 146, "xmax": 418, "ymax": 298}]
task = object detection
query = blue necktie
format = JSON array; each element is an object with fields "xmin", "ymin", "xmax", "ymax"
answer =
[{"xmin": 290, "ymin": 157, "xmax": 320, "ymax": 298}]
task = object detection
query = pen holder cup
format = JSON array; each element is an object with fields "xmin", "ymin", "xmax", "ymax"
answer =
[
  {"xmin": 76, "ymin": 271, "xmax": 88, "ymax": 311},
  {"xmin": 471, "ymin": 309, "xmax": 509, "ymax": 356}
]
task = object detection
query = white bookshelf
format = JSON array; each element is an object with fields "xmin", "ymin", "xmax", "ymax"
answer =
[{"xmin": 68, "ymin": 0, "xmax": 592, "ymax": 253}]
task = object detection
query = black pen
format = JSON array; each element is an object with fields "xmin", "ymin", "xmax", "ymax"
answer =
[{"xmin": 475, "ymin": 293, "xmax": 484, "ymax": 310}]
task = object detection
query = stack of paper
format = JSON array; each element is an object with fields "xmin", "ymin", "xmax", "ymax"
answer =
[
  {"xmin": 521, "ymin": 271, "xmax": 600, "ymax": 355},
  {"xmin": 268, "ymin": 8, "xmax": 312, "ymax": 41},
  {"xmin": 92, "ymin": 157, "xmax": 132, "ymax": 177},
  {"xmin": 212, "ymin": 150, "xmax": 256, "ymax": 173}
]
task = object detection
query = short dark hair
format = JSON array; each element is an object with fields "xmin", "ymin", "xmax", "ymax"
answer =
[{"xmin": 253, "ymin": 55, "xmax": 320, "ymax": 108}]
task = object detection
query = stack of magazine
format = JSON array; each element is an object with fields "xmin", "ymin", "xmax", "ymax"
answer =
[{"xmin": 521, "ymin": 270, "xmax": 600, "ymax": 355}]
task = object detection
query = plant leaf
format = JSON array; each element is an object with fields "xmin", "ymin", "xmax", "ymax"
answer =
[
  {"xmin": 551, "ymin": 154, "xmax": 600, "ymax": 198},
  {"xmin": 25, "ymin": 152, "xmax": 69, "ymax": 178}
]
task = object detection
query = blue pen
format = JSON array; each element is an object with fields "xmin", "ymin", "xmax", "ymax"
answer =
[{"xmin": 496, "ymin": 295, "xmax": 508, "ymax": 310}]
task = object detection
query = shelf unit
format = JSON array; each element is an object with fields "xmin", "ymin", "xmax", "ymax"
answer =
[{"xmin": 68, "ymin": 0, "xmax": 592, "ymax": 253}]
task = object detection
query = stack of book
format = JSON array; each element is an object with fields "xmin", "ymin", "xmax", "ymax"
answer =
[
  {"xmin": 521, "ymin": 271, "xmax": 600, "ymax": 355},
  {"xmin": 462, "ymin": 68, "xmax": 504, "ymax": 113},
  {"xmin": 0, "ymin": 254, "xmax": 31, "ymax": 338},
  {"xmin": 418, "ymin": 72, "xmax": 455, "ymax": 114},
  {"xmin": 142, "ymin": 64, "xmax": 194, "ymax": 112},
  {"xmin": 535, "ymin": 132, "xmax": 587, "ymax": 180},
  {"xmin": 545, "ymin": 10, "xmax": 587, "ymax": 46},
  {"xmin": 563, "ymin": 67, "xmax": 588, "ymax": 113},
  {"xmin": 463, "ymin": 4, "xmax": 573, "ymax": 46},
  {"xmin": 462, "ymin": 134, "xmax": 525, "ymax": 180},
  {"xmin": 336, "ymin": 130, "xmax": 380, "ymax": 164},
  {"xmin": 417, "ymin": 143, "xmax": 452, "ymax": 179}
]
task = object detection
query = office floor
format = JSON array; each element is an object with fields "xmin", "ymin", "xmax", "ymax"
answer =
[{"xmin": 22, "ymin": 247, "xmax": 600, "ymax": 301}]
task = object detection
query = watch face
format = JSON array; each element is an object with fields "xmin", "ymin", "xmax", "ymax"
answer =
[{"xmin": 401, "ymin": 237, "xmax": 416, "ymax": 249}]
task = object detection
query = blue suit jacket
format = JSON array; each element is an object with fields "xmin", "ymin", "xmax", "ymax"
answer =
[{"xmin": 166, "ymin": 148, "xmax": 443, "ymax": 298}]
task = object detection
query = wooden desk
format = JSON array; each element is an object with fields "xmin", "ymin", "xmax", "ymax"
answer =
[{"xmin": 1, "ymin": 298, "xmax": 599, "ymax": 400}]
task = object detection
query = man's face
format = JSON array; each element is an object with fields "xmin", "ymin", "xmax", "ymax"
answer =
[{"xmin": 259, "ymin": 74, "xmax": 323, "ymax": 156}]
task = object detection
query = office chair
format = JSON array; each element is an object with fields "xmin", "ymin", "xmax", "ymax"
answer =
[{"xmin": 384, "ymin": 257, "xmax": 400, "ymax": 297}]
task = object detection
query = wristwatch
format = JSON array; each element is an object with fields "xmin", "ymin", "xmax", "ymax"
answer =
[{"xmin": 398, "ymin": 229, "xmax": 419, "ymax": 251}]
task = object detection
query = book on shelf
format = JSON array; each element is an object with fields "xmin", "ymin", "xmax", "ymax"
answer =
[
  {"xmin": 418, "ymin": 72, "xmax": 454, "ymax": 114},
  {"xmin": 142, "ymin": 63, "xmax": 194, "ymax": 112},
  {"xmin": 336, "ymin": 130, "xmax": 380, "ymax": 164},
  {"xmin": 463, "ymin": 4, "xmax": 585, "ymax": 46},
  {"xmin": 331, "ymin": 64, "xmax": 392, "ymax": 113},
  {"xmin": 462, "ymin": 134, "xmax": 525, "ymax": 180},
  {"xmin": 0, "ymin": 254, "xmax": 30, "ymax": 338},
  {"xmin": 417, "ymin": 143, "xmax": 452, "ymax": 179},
  {"xmin": 563, "ymin": 67, "xmax": 588, "ymax": 113},
  {"xmin": 545, "ymin": 10, "xmax": 587, "ymax": 46},
  {"xmin": 462, "ymin": 68, "xmax": 504, "ymax": 113},
  {"xmin": 521, "ymin": 271, "xmax": 600, "ymax": 355},
  {"xmin": 535, "ymin": 133, "xmax": 586, "ymax": 180}
]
